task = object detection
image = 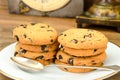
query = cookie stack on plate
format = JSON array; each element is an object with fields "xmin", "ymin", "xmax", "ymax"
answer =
[
  {"xmin": 13, "ymin": 23, "xmax": 59, "ymax": 66},
  {"xmin": 55, "ymin": 29, "xmax": 108, "ymax": 73}
]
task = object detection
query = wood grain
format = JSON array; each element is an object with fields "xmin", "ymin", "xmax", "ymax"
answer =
[{"xmin": 0, "ymin": 0, "xmax": 120, "ymax": 80}]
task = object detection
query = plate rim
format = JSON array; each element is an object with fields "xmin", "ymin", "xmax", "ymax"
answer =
[{"xmin": 0, "ymin": 42, "xmax": 119, "ymax": 80}]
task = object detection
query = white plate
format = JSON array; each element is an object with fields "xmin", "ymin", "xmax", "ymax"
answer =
[{"xmin": 0, "ymin": 42, "xmax": 120, "ymax": 80}]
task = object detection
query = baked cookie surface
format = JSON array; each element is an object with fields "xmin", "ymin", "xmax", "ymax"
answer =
[
  {"xmin": 14, "ymin": 52, "xmax": 53, "ymax": 66},
  {"xmin": 17, "ymin": 41, "xmax": 59, "ymax": 52},
  {"xmin": 58, "ymin": 29, "xmax": 108, "ymax": 49},
  {"xmin": 60, "ymin": 46, "xmax": 106, "ymax": 57},
  {"xmin": 13, "ymin": 23, "xmax": 58, "ymax": 45},
  {"xmin": 55, "ymin": 60, "xmax": 103, "ymax": 73},
  {"xmin": 15, "ymin": 44, "xmax": 57, "ymax": 60},
  {"xmin": 56, "ymin": 50, "xmax": 106, "ymax": 66}
]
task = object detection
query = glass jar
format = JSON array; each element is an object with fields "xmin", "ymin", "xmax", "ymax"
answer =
[{"xmin": 85, "ymin": 0, "xmax": 120, "ymax": 20}]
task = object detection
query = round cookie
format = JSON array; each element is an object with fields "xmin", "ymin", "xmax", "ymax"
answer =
[
  {"xmin": 58, "ymin": 29, "xmax": 108, "ymax": 49},
  {"xmin": 37, "ymin": 59, "xmax": 53, "ymax": 66},
  {"xmin": 14, "ymin": 52, "xmax": 53, "ymax": 66},
  {"xmin": 56, "ymin": 50, "xmax": 106, "ymax": 66},
  {"xmin": 60, "ymin": 46, "xmax": 106, "ymax": 57},
  {"xmin": 13, "ymin": 23, "xmax": 58, "ymax": 45},
  {"xmin": 55, "ymin": 60, "xmax": 103, "ymax": 73},
  {"xmin": 17, "ymin": 41, "xmax": 59, "ymax": 52},
  {"xmin": 15, "ymin": 44, "xmax": 57, "ymax": 60},
  {"xmin": 15, "ymin": 50, "xmax": 56, "ymax": 60}
]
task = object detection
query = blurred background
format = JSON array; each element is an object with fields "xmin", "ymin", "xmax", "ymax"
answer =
[{"xmin": 0, "ymin": 0, "xmax": 120, "ymax": 80}]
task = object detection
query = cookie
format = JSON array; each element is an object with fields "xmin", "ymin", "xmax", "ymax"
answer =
[
  {"xmin": 60, "ymin": 46, "xmax": 106, "ymax": 57},
  {"xmin": 55, "ymin": 60, "xmax": 103, "ymax": 73},
  {"xmin": 17, "ymin": 41, "xmax": 59, "ymax": 52},
  {"xmin": 15, "ymin": 44, "xmax": 56, "ymax": 60},
  {"xmin": 56, "ymin": 50, "xmax": 106, "ymax": 66},
  {"xmin": 14, "ymin": 52, "xmax": 53, "ymax": 66},
  {"xmin": 15, "ymin": 50, "xmax": 56, "ymax": 60},
  {"xmin": 58, "ymin": 29, "xmax": 108, "ymax": 49},
  {"xmin": 13, "ymin": 23, "xmax": 58, "ymax": 45},
  {"xmin": 37, "ymin": 59, "xmax": 53, "ymax": 66}
]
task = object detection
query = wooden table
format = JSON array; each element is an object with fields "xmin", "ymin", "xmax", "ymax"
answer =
[{"xmin": 0, "ymin": 0, "xmax": 120, "ymax": 80}]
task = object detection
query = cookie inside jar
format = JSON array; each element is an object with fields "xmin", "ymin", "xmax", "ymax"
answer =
[{"xmin": 85, "ymin": 0, "xmax": 120, "ymax": 20}]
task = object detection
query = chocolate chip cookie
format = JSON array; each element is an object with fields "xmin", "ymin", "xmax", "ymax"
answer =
[
  {"xmin": 15, "ymin": 44, "xmax": 57, "ymax": 60},
  {"xmin": 56, "ymin": 50, "xmax": 106, "ymax": 66},
  {"xmin": 13, "ymin": 23, "xmax": 58, "ymax": 45},
  {"xmin": 17, "ymin": 41, "xmax": 59, "ymax": 52},
  {"xmin": 14, "ymin": 52, "xmax": 53, "ymax": 66},
  {"xmin": 58, "ymin": 29, "xmax": 108, "ymax": 49},
  {"xmin": 55, "ymin": 60, "xmax": 103, "ymax": 73},
  {"xmin": 60, "ymin": 46, "xmax": 106, "ymax": 57}
]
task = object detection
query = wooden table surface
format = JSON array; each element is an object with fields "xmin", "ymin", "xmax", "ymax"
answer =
[{"xmin": 0, "ymin": 0, "xmax": 120, "ymax": 80}]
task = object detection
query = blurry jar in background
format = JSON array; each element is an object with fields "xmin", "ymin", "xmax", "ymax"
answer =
[{"xmin": 85, "ymin": 0, "xmax": 120, "ymax": 20}]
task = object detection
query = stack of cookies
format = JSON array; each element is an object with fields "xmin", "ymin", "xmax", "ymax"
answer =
[
  {"xmin": 13, "ymin": 23, "xmax": 59, "ymax": 66},
  {"xmin": 55, "ymin": 29, "xmax": 108, "ymax": 73}
]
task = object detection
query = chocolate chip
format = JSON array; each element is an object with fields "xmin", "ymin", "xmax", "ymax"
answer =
[
  {"xmin": 83, "ymin": 33, "xmax": 92, "ymax": 38},
  {"xmin": 53, "ymin": 55, "xmax": 56, "ymax": 59},
  {"xmin": 46, "ymin": 59, "xmax": 50, "ymax": 61},
  {"xmin": 14, "ymin": 52, "xmax": 18, "ymax": 56},
  {"xmin": 20, "ymin": 49, "xmax": 27, "ymax": 54},
  {"xmin": 31, "ymin": 23, "xmax": 36, "ymax": 25},
  {"xmin": 47, "ymin": 30, "xmax": 53, "ymax": 32},
  {"xmin": 40, "ymin": 26, "xmax": 45, "ymax": 28},
  {"xmin": 20, "ymin": 24, "xmax": 27, "ymax": 28},
  {"xmin": 64, "ymin": 34, "xmax": 67, "ymax": 36},
  {"xmin": 20, "ymin": 24, "xmax": 24, "ymax": 26},
  {"xmin": 58, "ymin": 55, "xmax": 63, "ymax": 60},
  {"xmin": 14, "ymin": 35, "xmax": 19, "ymax": 41},
  {"xmin": 83, "ymin": 64, "xmax": 86, "ymax": 66},
  {"xmin": 94, "ymin": 49, "xmax": 97, "ymax": 52},
  {"xmin": 23, "ymin": 26, "xmax": 27, "ymax": 28},
  {"xmin": 68, "ymin": 58, "xmax": 74, "ymax": 65},
  {"xmin": 50, "ymin": 39, "xmax": 54, "ymax": 43},
  {"xmin": 71, "ymin": 39, "xmax": 78, "ymax": 44},
  {"xmin": 41, "ymin": 45, "xmax": 48, "ymax": 52},
  {"xmin": 92, "ymin": 63, "xmax": 97, "ymax": 65},
  {"xmin": 83, "ymin": 35, "xmax": 86, "ymax": 38},
  {"xmin": 23, "ymin": 34, "xmax": 27, "ymax": 38},
  {"xmin": 59, "ymin": 33, "xmax": 63, "ymax": 36},
  {"xmin": 64, "ymin": 68, "xmax": 68, "ymax": 71},
  {"xmin": 20, "ymin": 47, "xmax": 22, "ymax": 49},
  {"xmin": 48, "ymin": 25, "xmax": 50, "ymax": 28},
  {"xmin": 41, "ymin": 45, "xmax": 46, "ymax": 49},
  {"xmin": 91, "ymin": 60, "xmax": 95, "ymax": 62},
  {"xmin": 35, "ymin": 56, "xmax": 44, "ymax": 60}
]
